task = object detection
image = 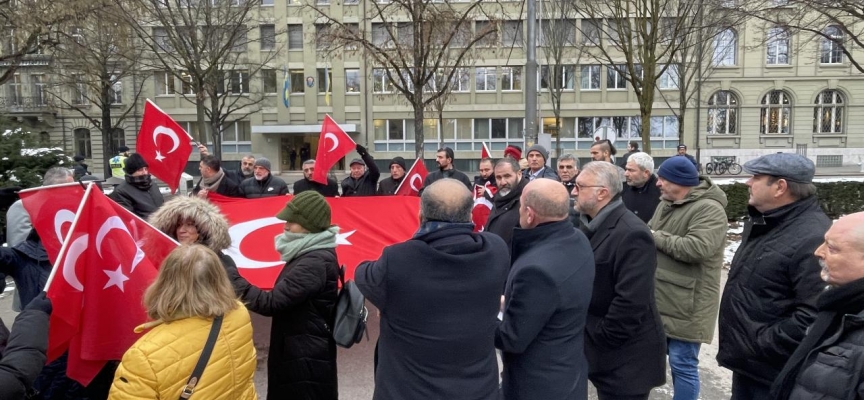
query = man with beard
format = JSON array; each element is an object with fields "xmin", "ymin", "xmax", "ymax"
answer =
[
  {"xmin": 377, "ymin": 157, "xmax": 407, "ymax": 195},
  {"xmin": 622, "ymin": 152, "xmax": 661, "ymax": 224},
  {"xmin": 474, "ymin": 158, "xmax": 496, "ymax": 190},
  {"xmin": 557, "ymin": 153, "xmax": 580, "ymax": 193},
  {"xmin": 197, "ymin": 144, "xmax": 254, "ymax": 184},
  {"xmin": 341, "ymin": 144, "xmax": 380, "ymax": 196},
  {"xmin": 192, "ymin": 155, "xmax": 242, "ymax": 198},
  {"xmin": 239, "ymin": 157, "xmax": 289, "ymax": 198},
  {"xmin": 717, "ymin": 153, "xmax": 830, "ymax": 398},
  {"xmin": 293, "ymin": 159, "xmax": 339, "ymax": 197},
  {"xmin": 472, "ymin": 158, "xmax": 497, "ymax": 232},
  {"xmin": 591, "ymin": 140, "xmax": 626, "ymax": 181},
  {"xmin": 575, "ymin": 162, "xmax": 666, "ymax": 399},
  {"xmin": 484, "ymin": 157, "xmax": 528, "ymax": 251},
  {"xmin": 110, "ymin": 153, "xmax": 165, "ymax": 219},
  {"xmin": 422, "ymin": 147, "xmax": 472, "ymax": 191}
]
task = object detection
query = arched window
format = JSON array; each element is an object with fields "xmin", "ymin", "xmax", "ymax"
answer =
[
  {"xmin": 110, "ymin": 128, "xmax": 125, "ymax": 155},
  {"xmin": 820, "ymin": 26, "xmax": 844, "ymax": 64},
  {"xmin": 766, "ymin": 27, "xmax": 790, "ymax": 65},
  {"xmin": 39, "ymin": 131, "xmax": 51, "ymax": 145},
  {"xmin": 74, "ymin": 128, "xmax": 92, "ymax": 158},
  {"xmin": 712, "ymin": 29, "xmax": 737, "ymax": 66},
  {"xmin": 760, "ymin": 90, "xmax": 792, "ymax": 134},
  {"xmin": 707, "ymin": 91, "xmax": 738, "ymax": 135},
  {"xmin": 813, "ymin": 90, "xmax": 844, "ymax": 134}
]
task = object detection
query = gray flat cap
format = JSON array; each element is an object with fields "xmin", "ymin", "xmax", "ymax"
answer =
[
  {"xmin": 349, "ymin": 158, "xmax": 365, "ymax": 167},
  {"xmin": 743, "ymin": 153, "xmax": 815, "ymax": 183}
]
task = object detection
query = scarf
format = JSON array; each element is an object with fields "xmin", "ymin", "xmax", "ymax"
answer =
[
  {"xmin": 580, "ymin": 199, "xmax": 623, "ymax": 237},
  {"xmin": 770, "ymin": 277, "xmax": 864, "ymax": 399},
  {"xmin": 200, "ymin": 169, "xmax": 225, "ymax": 193},
  {"xmin": 274, "ymin": 226, "xmax": 338, "ymax": 263},
  {"xmin": 126, "ymin": 174, "xmax": 152, "ymax": 190},
  {"xmin": 413, "ymin": 221, "xmax": 475, "ymax": 238}
]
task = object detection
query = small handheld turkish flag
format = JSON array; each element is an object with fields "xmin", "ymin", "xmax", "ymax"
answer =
[
  {"xmin": 481, "ymin": 142, "xmax": 492, "ymax": 159},
  {"xmin": 312, "ymin": 115, "xmax": 356, "ymax": 184},
  {"xmin": 394, "ymin": 158, "xmax": 428, "ymax": 196},
  {"xmin": 137, "ymin": 99, "xmax": 193, "ymax": 193}
]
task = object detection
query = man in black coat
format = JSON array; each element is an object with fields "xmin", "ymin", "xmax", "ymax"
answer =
[
  {"xmin": 718, "ymin": 153, "xmax": 832, "ymax": 398},
  {"xmin": 355, "ymin": 178, "xmax": 509, "ymax": 400},
  {"xmin": 422, "ymin": 147, "xmax": 472, "ymax": 191},
  {"xmin": 109, "ymin": 153, "xmax": 164, "ymax": 219},
  {"xmin": 484, "ymin": 157, "xmax": 528, "ymax": 251},
  {"xmin": 0, "ymin": 292, "xmax": 52, "ymax": 399},
  {"xmin": 376, "ymin": 157, "xmax": 407, "ymax": 195},
  {"xmin": 239, "ymin": 157, "xmax": 289, "ymax": 198},
  {"xmin": 575, "ymin": 161, "xmax": 666, "ymax": 399},
  {"xmin": 622, "ymin": 152, "xmax": 662, "ymax": 224},
  {"xmin": 293, "ymin": 160, "xmax": 339, "ymax": 197},
  {"xmin": 496, "ymin": 178, "xmax": 595, "ymax": 400},
  {"xmin": 197, "ymin": 144, "xmax": 254, "ymax": 184},
  {"xmin": 522, "ymin": 144, "xmax": 559, "ymax": 181},
  {"xmin": 341, "ymin": 145, "xmax": 380, "ymax": 196},
  {"xmin": 192, "ymin": 155, "xmax": 242, "ymax": 198}
]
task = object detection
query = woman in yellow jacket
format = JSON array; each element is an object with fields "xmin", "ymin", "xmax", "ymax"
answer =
[{"xmin": 108, "ymin": 244, "xmax": 257, "ymax": 400}]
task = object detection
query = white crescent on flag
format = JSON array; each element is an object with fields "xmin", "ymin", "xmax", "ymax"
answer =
[
  {"xmin": 54, "ymin": 209, "xmax": 75, "ymax": 246},
  {"xmin": 95, "ymin": 217, "xmax": 145, "ymax": 273},
  {"xmin": 224, "ymin": 217, "xmax": 285, "ymax": 269},
  {"xmin": 62, "ymin": 235, "xmax": 88, "ymax": 292},
  {"xmin": 153, "ymin": 126, "xmax": 180, "ymax": 161},
  {"xmin": 324, "ymin": 132, "xmax": 339, "ymax": 152},
  {"xmin": 409, "ymin": 174, "xmax": 423, "ymax": 192}
]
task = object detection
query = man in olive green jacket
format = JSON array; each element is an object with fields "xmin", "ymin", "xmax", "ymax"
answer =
[{"xmin": 648, "ymin": 156, "xmax": 728, "ymax": 400}]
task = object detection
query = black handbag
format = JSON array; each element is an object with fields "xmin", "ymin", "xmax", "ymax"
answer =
[
  {"xmin": 179, "ymin": 315, "xmax": 223, "ymax": 399},
  {"xmin": 332, "ymin": 265, "xmax": 368, "ymax": 348}
]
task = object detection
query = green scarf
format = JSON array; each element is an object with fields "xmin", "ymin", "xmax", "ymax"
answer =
[{"xmin": 274, "ymin": 226, "xmax": 339, "ymax": 263}]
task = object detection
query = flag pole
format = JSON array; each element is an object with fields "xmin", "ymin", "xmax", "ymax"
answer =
[
  {"xmin": 43, "ymin": 182, "xmax": 94, "ymax": 291},
  {"xmin": 394, "ymin": 157, "xmax": 422, "ymax": 194}
]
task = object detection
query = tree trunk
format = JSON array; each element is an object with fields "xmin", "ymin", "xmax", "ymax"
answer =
[
  {"xmin": 413, "ymin": 105, "xmax": 425, "ymax": 160},
  {"xmin": 638, "ymin": 82, "xmax": 656, "ymax": 154},
  {"xmin": 209, "ymin": 96, "xmax": 222, "ymax": 161},
  {"xmin": 554, "ymin": 114, "xmax": 561, "ymax": 164},
  {"xmin": 101, "ymin": 71, "xmax": 114, "ymax": 177},
  {"xmin": 437, "ymin": 108, "xmax": 444, "ymax": 148}
]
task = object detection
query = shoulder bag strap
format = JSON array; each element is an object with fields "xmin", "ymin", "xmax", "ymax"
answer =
[{"xmin": 179, "ymin": 315, "xmax": 224, "ymax": 400}]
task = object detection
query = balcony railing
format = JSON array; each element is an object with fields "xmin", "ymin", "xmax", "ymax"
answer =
[{"xmin": 0, "ymin": 96, "xmax": 55, "ymax": 112}]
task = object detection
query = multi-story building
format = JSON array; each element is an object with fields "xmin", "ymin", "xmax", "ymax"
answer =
[{"xmin": 2, "ymin": 1, "xmax": 862, "ymax": 176}]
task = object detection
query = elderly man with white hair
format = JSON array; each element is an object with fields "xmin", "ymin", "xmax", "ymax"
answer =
[{"xmin": 622, "ymin": 152, "xmax": 661, "ymax": 224}]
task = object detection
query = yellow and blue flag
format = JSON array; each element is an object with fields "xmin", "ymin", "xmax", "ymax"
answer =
[{"xmin": 282, "ymin": 66, "xmax": 290, "ymax": 108}]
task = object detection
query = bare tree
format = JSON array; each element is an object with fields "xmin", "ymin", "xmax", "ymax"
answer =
[
  {"xmin": 48, "ymin": 8, "xmax": 148, "ymax": 174},
  {"xmin": 116, "ymin": 0, "xmax": 281, "ymax": 159},
  {"xmin": 573, "ymin": 0, "xmax": 698, "ymax": 153},
  {"xmin": 311, "ymin": 0, "xmax": 505, "ymax": 159},
  {"xmin": 538, "ymin": 2, "xmax": 578, "ymax": 160}
]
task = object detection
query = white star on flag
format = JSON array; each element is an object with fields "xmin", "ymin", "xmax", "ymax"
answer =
[
  {"xmin": 155, "ymin": 151, "xmax": 165, "ymax": 161},
  {"xmin": 336, "ymin": 229, "xmax": 356, "ymax": 246},
  {"xmin": 103, "ymin": 265, "xmax": 130, "ymax": 292}
]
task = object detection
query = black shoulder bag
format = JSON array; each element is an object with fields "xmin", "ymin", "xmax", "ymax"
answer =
[{"xmin": 179, "ymin": 315, "xmax": 223, "ymax": 399}]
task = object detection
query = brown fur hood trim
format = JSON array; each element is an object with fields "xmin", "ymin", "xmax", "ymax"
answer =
[{"xmin": 147, "ymin": 196, "xmax": 231, "ymax": 251}]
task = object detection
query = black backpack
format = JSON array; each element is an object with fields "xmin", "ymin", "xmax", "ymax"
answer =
[{"xmin": 332, "ymin": 265, "xmax": 368, "ymax": 348}]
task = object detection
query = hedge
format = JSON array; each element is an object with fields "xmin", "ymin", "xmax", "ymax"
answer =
[{"xmin": 719, "ymin": 181, "xmax": 864, "ymax": 220}]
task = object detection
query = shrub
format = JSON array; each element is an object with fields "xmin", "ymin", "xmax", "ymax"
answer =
[{"xmin": 718, "ymin": 180, "xmax": 864, "ymax": 220}]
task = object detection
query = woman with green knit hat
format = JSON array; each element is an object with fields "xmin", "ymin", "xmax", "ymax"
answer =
[{"xmin": 225, "ymin": 191, "xmax": 340, "ymax": 400}]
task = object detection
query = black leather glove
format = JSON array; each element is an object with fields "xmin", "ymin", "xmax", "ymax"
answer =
[
  {"xmin": 356, "ymin": 144, "xmax": 367, "ymax": 155},
  {"xmin": 25, "ymin": 292, "xmax": 52, "ymax": 315}
]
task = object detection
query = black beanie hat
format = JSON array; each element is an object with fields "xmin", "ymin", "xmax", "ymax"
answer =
[
  {"xmin": 389, "ymin": 157, "xmax": 406, "ymax": 170},
  {"xmin": 123, "ymin": 153, "xmax": 148, "ymax": 175}
]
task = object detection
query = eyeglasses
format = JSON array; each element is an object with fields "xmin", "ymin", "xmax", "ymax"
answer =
[{"xmin": 573, "ymin": 183, "xmax": 606, "ymax": 192}]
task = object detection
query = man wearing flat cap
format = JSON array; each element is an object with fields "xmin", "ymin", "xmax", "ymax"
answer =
[
  {"xmin": 377, "ymin": 156, "xmax": 407, "ymax": 195},
  {"xmin": 522, "ymin": 144, "xmax": 559, "ymax": 181},
  {"xmin": 341, "ymin": 144, "xmax": 380, "ymax": 196},
  {"xmin": 717, "ymin": 153, "xmax": 831, "ymax": 399},
  {"xmin": 239, "ymin": 157, "xmax": 289, "ymax": 198}
]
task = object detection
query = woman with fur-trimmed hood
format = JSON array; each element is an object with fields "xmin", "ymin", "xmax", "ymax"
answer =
[{"xmin": 148, "ymin": 196, "xmax": 236, "ymax": 269}]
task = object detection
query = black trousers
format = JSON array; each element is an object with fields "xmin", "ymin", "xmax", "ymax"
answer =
[
  {"xmin": 597, "ymin": 391, "xmax": 650, "ymax": 400},
  {"xmin": 731, "ymin": 372, "xmax": 772, "ymax": 400}
]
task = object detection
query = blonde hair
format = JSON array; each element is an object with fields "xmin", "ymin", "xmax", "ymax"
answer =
[{"xmin": 144, "ymin": 244, "xmax": 238, "ymax": 322}]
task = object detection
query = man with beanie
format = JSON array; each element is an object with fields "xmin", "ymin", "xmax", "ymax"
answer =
[
  {"xmin": 109, "ymin": 146, "xmax": 130, "ymax": 179},
  {"xmin": 677, "ymin": 144, "xmax": 699, "ymax": 170},
  {"xmin": 422, "ymin": 147, "xmax": 472, "ymax": 191},
  {"xmin": 717, "ymin": 153, "xmax": 831, "ymax": 399},
  {"xmin": 355, "ymin": 178, "xmax": 509, "ymax": 400},
  {"xmin": 225, "ymin": 190, "xmax": 339, "ymax": 399},
  {"xmin": 293, "ymin": 159, "xmax": 339, "ymax": 197},
  {"xmin": 239, "ymin": 157, "xmax": 288, "ymax": 198},
  {"xmin": 109, "ymin": 153, "xmax": 164, "ymax": 219},
  {"xmin": 648, "ymin": 156, "xmax": 728, "ymax": 400},
  {"xmin": 504, "ymin": 145, "xmax": 522, "ymax": 161},
  {"xmin": 377, "ymin": 156, "xmax": 407, "ymax": 195},
  {"xmin": 341, "ymin": 144, "xmax": 380, "ymax": 196},
  {"xmin": 193, "ymin": 154, "xmax": 242, "ymax": 198},
  {"xmin": 523, "ymin": 144, "xmax": 559, "ymax": 181},
  {"xmin": 622, "ymin": 152, "xmax": 662, "ymax": 224},
  {"xmin": 72, "ymin": 155, "xmax": 89, "ymax": 180}
]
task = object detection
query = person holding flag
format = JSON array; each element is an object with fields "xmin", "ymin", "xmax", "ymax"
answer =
[
  {"xmin": 109, "ymin": 153, "xmax": 164, "ymax": 219},
  {"xmin": 341, "ymin": 144, "xmax": 380, "ymax": 197},
  {"xmin": 0, "ymin": 292, "xmax": 53, "ymax": 399},
  {"xmin": 377, "ymin": 156, "xmax": 407, "ymax": 195}
]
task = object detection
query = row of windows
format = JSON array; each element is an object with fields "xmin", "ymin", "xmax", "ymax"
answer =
[
  {"xmin": 712, "ymin": 25, "xmax": 844, "ymax": 67},
  {"xmin": 707, "ymin": 89, "xmax": 844, "ymax": 135},
  {"xmin": 5, "ymin": 74, "xmax": 123, "ymax": 107}
]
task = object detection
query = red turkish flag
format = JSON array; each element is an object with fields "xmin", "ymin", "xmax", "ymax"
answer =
[
  {"xmin": 19, "ymin": 183, "xmax": 87, "ymax": 264},
  {"xmin": 481, "ymin": 142, "xmax": 492, "ymax": 159},
  {"xmin": 45, "ymin": 186, "xmax": 178, "ymax": 385},
  {"xmin": 312, "ymin": 115, "xmax": 356, "ymax": 185},
  {"xmin": 137, "ymin": 99, "xmax": 193, "ymax": 193},
  {"xmin": 394, "ymin": 158, "xmax": 428, "ymax": 196},
  {"xmin": 209, "ymin": 194, "xmax": 420, "ymax": 289}
]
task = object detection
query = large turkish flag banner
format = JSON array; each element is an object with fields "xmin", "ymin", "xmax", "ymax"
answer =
[
  {"xmin": 137, "ymin": 99, "xmax": 193, "ymax": 193},
  {"xmin": 19, "ymin": 182, "xmax": 87, "ymax": 264},
  {"xmin": 312, "ymin": 115, "xmax": 355, "ymax": 184},
  {"xmin": 209, "ymin": 194, "xmax": 420, "ymax": 289}
]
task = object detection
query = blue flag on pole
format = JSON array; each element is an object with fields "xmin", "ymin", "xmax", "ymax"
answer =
[{"xmin": 282, "ymin": 67, "xmax": 290, "ymax": 108}]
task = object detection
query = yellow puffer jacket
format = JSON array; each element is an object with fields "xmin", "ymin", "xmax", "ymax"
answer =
[{"xmin": 108, "ymin": 303, "xmax": 257, "ymax": 400}]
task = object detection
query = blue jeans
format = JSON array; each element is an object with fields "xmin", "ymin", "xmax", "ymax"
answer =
[{"xmin": 668, "ymin": 338, "xmax": 701, "ymax": 400}]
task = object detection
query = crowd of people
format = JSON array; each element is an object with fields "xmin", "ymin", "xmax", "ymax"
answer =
[{"xmin": 3, "ymin": 139, "xmax": 864, "ymax": 400}]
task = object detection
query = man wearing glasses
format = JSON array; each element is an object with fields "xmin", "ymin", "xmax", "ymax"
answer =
[{"xmin": 292, "ymin": 159, "xmax": 339, "ymax": 197}]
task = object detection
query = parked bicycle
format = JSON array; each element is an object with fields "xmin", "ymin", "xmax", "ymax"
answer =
[{"xmin": 704, "ymin": 160, "xmax": 743, "ymax": 175}]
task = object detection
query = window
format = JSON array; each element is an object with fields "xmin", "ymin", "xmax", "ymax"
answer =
[
  {"xmin": 74, "ymin": 128, "xmax": 92, "ymax": 158},
  {"xmin": 540, "ymin": 65, "xmax": 575, "ymax": 90},
  {"xmin": 473, "ymin": 118, "xmax": 518, "ymax": 139},
  {"xmin": 766, "ymin": 27, "xmax": 790, "ymax": 65},
  {"xmin": 650, "ymin": 116, "xmax": 679, "ymax": 138},
  {"xmin": 71, "ymin": 27, "xmax": 85, "ymax": 45},
  {"xmin": 345, "ymin": 69, "xmax": 360, "ymax": 92},
  {"xmin": 707, "ymin": 90, "xmax": 738, "ymax": 135},
  {"xmin": 396, "ymin": 22, "xmax": 413, "ymax": 47},
  {"xmin": 476, "ymin": 21, "xmax": 498, "ymax": 47},
  {"xmin": 31, "ymin": 74, "xmax": 46, "ymax": 105},
  {"xmin": 581, "ymin": 19, "xmax": 600, "ymax": 45},
  {"xmin": 343, "ymin": 24, "xmax": 359, "ymax": 50},
  {"xmin": 260, "ymin": 25, "xmax": 275, "ymax": 51},
  {"xmin": 109, "ymin": 128, "xmax": 126, "ymax": 155},
  {"xmin": 657, "ymin": 65, "xmax": 679, "ymax": 90},
  {"xmin": 607, "ymin": 65, "xmax": 627, "ymax": 89},
  {"xmin": 760, "ymin": 90, "xmax": 792, "ymax": 134},
  {"xmin": 7, "ymin": 74, "xmax": 22, "ymax": 105},
  {"xmin": 72, "ymin": 75, "xmax": 87, "ymax": 105},
  {"xmin": 154, "ymin": 27, "xmax": 172, "ymax": 52},
  {"xmin": 814, "ymin": 90, "xmax": 843, "ymax": 134},
  {"xmin": 289, "ymin": 70, "xmax": 304, "ymax": 93},
  {"xmin": 372, "ymin": 23, "xmax": 394, "ymax": 48},
  {"xmin": 501, "ymin": 67, "xmax": 521, "ymax": 91},
  {"xmin": 820, "ymin": 25, "xmax": 844, "ymax": 64},
  {"xmin": 155, "ymin": 71, "xmax": 174, "ymax": 95},
  {"xmin": 502, "ymin": 21, "xmax": 523, "ymax": 47},
  {"xmin": 315, "ymin": 24, "xmax": 331, "ymax": 50},
  {"xmin": 261, "ymin": 0, "xmax": 273, "ymax": 5},
  {"xmin": 580, "ymin": 65, "xmax": 600, "ymax": 90},
  {"xmin": 610, "ymin": 116, "xmax": 641, "ymax": 138},
  {"xmin": 228, "ymin": 70, "xmax": 249, "ymax": 94},
  {"xmin": 712, "ymin": 29, "xmax": 737, "ymax": 66},
  {"xmin": 230, "ymin": 30, "xmax": 246, "ymax": 52},
  {"xmin": 109, "ymin": 75, "xmax": 122, "ymax": 104},
  {"xmin": 221, "ymin": 121, "xmax": 252, "ymax": 153},
  {"xmin": 475, "ymin": 67, "xmax": 496, "ymax": 91},
  {"xmin": 180, "ymin": 71, "xmax": 195, "ymax": 95},
  {"xmin": 578, "ymin": 116, "xmax": 610, "ymax": 138},
  {"xmin": 539, "ymin": 19, "xmax": 575, "ymax": 47},
  {"xmin": 372, "ymin": 69, "xmax": 394, "ymax": 93},
  {"xmin": 261, "ymin": 69, "xmax": 277, "ymax": 93},
  {"xmin": 317, "ymin": 68, "xmax": 332, "ymax": 93},
  {"xmin": 607, "ymin": 19, "xmax": 620, "ymax": 42},
  {"xmin": 287, "ymin": 25, "xmax": 303, "ymax": 50},
  {"xmin": 451, "ymin": 68, "xmax": 470, "ymax": 92}
]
